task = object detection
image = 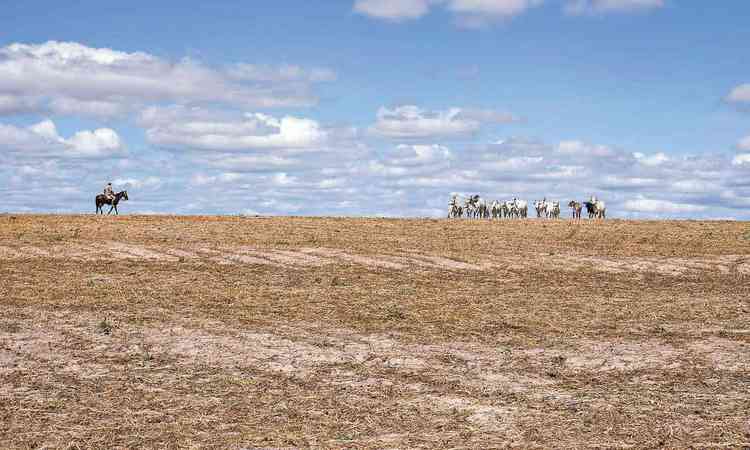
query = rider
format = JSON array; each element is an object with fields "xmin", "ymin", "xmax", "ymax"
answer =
[{"xmin": 103, "ymin": 182, "xmax": 115, "ymax": 201}]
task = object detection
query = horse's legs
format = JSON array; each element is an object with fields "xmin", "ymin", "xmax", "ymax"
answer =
[
  {"xmin": 114, "ymin": 205, "xmax": 118, "ymax": 215},
  {"xmin": 107, "ymin": 205, "xmax": 114, "ymax": 215}
]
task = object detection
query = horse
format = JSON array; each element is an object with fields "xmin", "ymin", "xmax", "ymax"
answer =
[
  {"xmin": 514, "ymin": 199, "xmax": 528, "ymax": 219},
  {"xmin": 568, "ymin": 200, "xmax": 583, "ymax": 220},
  {"xmin": 534, "ymin": 200, "xmax": 546, "ymax": 218},
  {"xmin": 96, "ymin": 190, "xmax": 129, "ymax": 215},
  {"xmin": 583, "ymin": 200, "xmax": 606, "ymax": 219}
]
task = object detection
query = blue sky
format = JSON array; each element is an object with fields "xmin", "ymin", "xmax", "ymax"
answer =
[{"xmin": 1, "ymin": 0, "xmax": 749, "ymax": 218}]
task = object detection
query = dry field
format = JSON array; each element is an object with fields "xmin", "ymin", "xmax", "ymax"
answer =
[{"xmin": 1, "ymin": 214, "xmax": 749, "ymax": 449}]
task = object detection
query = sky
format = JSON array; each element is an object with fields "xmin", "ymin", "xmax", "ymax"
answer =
[{"xmin": 1, "ymin": 0, "xmax": 749, "ymax": 219}]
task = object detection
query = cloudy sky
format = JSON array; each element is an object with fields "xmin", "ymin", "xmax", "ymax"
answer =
[{"xmin": 1, "ymin": 1, "xmax": 749, "ymax": 218}]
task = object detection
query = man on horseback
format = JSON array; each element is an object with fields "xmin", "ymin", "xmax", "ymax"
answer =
[{"xmin": 103, "ymin": 182, "xmax": 115, "ymax": 202}]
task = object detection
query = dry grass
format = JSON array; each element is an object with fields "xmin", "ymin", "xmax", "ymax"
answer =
[{"xmin": 1, "ymin": 214, "xmax": 749, "ymax": 448}]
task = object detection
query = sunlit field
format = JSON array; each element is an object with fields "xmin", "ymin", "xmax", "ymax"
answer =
[{"xmin": 1, "ymin": 215, "xmax": 749, "ymax": 448}]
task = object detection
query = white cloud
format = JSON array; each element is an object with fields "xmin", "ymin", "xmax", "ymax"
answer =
[
  {"xmin": 371, "ymin": 106, "xmax": 478, "ymax": 139},
  {"xmin": 457, "ymin": 108, "xmax": 519, "ymax": 124},
  {"xmin": 564, "ymin": 0, "xmax": 664, "ymax": 15},
  {"xmin": 558, "ymin": 140, "xmax": 615, "ymax": 157},
  {"xmin": 0, "ymin": 94, "xmax": 39, "ymax": 115},
  {"xmin": 623, "ymin": 197, "xmax": 707, "ymax": 214},
  {"xmin": 727, "ymin": 84, "xmax": 750, "ymax": 104},
  {"xmin": 356, "ymin": 0, "xmax": 663, "ymax": 24},
  {"xmin": 0, "ymin": 41, "xmax": 334, "ymax": 119},
  {"xmin": 206, "ymin": 155, "xmax": 302, "ymax": 172},
  {"xmin": 367, "ymin": 144, "xmax": 453, "ymax": 177},
  {"xmin": 633, "ymin": 151, "xmax": 669, "ymax": 166},
  {"xmin": 388, "ymin": 144, "xmax": 453, "ymax": 165},
  {"xmin": 602, "ymin": 175, "xmax": 660, "ymax": 189},
  {"xmin": 113, "ymin": 176, "xmax": 162, "ymax": 190},
  {"xmin": 0, "ymin": 119, "xmax": 124, "ymax": 158},
  {"xmin": 354, "ymin": 0, "xmax": 542, "ymax": 24},
  {"xmin": 370, "ymin": 105, "xmax": 514, "ymax": 139},
  {"xmin": 47, "ymin": 97, "xmax": 131, "ymax": 119},
  {"xmin": 737, "ymin": 136, "xmax": 750, "ymax": 151},
  {"xmin": 354, "ymin": 0, "xmax": 431, "ymax": 21},
  {"xmin": 733, "ymin": 154, "xmax": 750, "ymax": 166},
  {"xmin": 227, "ymin": 64, "xmax": 336, "ymax": 83},
  {"xmin": 670, "ymin": 179, "xmax": 720, "ymax": 193},
  {"xmin": 141, "ymin": 106, "xmax": 327, "ymax": 152},
  {"xmin": 448, "ymin": 0, "xmax": 543, "ymax": 26},
  {"xmin": 66, "ymin": 128, "xmax": 123, "ymax": 157}
]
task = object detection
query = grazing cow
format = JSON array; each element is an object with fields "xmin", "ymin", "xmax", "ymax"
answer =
[{"xmin": 568, "ymin": 200, "xmax": 583, "ymax": 220}]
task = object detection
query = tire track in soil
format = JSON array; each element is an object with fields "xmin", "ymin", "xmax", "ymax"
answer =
[
  {"xmin": 103, "ymin": 242, "xmax": 179, "ymax": 262},
  {"xmin": 0, "ymin": 245, "xmax": 22, "ymax": 258},
  {"xmin": 299, "ymin": 248, "xmax": 406, "ymax": 270},
  {"xmin": 233, "ymin": 247, "xmax": 332, "ymax": 267},
  {"xmin": 193, "ymin": 247, "xmax": 284, "ymax": 267}
]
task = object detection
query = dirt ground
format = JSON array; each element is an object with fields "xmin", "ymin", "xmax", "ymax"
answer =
[{"xmin": 1, "ymin": 214, "xmax": 749, "ymax": 449}]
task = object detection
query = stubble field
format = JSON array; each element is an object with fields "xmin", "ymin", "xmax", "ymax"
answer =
[{"xmin": 1, "ymin": 214, "xmax": 749, "ymax": 449}]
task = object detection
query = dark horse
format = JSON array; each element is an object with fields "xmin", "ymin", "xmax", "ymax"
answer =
[
  {"xmin": 583, "ymin": 201, "xmax": 605, "ymax": 219},
  {"xmin": 96, "ymin": 190, "xmax": 129, "ymax": 215}
]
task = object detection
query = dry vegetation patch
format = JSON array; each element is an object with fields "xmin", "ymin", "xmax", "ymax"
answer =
[{"xmin": 1, "ymin": 215, "xmax": 749, "ymax": 448}]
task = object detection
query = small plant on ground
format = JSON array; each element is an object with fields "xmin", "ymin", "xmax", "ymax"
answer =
[{"xmin": 98, "ymin": 317, "xmax": 113, "ymax": 335}]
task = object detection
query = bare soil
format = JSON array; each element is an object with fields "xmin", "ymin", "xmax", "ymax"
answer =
[{"xmin": 1, "ymin": 215, "xmax": 749, "ymax": 448}]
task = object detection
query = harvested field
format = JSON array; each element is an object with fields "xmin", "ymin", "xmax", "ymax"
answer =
[{"xmin": 1, "ymin": 214, "xmax": 749, "ymax": 448}]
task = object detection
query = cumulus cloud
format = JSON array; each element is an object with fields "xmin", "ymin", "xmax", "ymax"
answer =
[
  {"xmin": 564, "ymin": 0, "xmax": 664, "ymax": 15},
  {"xmin": 0, "ymin": 41, "xmax": 335, "ymax": 119},
  {"xmin": 370, "ymin": 105, "xmax": 515, "ymax": 139},
  {"xmin": 0, "ymin": 119, "xmax": 124, "ymax": 158},
  {"xmin": 448, "ymin": 0, "xmax": 544, "ymax": 26},
  {"xmin": 353, "ymin": 0, "xmax": 431, "ymax": 21},
  {"xmin": 733, "ymin": 154, "xmax": 750, "ymax": 166},
  {"xmin": 367, "ymin": 144, "xmax": 453, "ymax": 177},
  {"xmin": 140, "ymin": 106, "xmax": 328, "ymax": 152}
]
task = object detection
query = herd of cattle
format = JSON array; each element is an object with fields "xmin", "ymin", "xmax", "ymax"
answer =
[{"xmin": 448, "ymin": 195, "xmax": 607, "ymax": 220}]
